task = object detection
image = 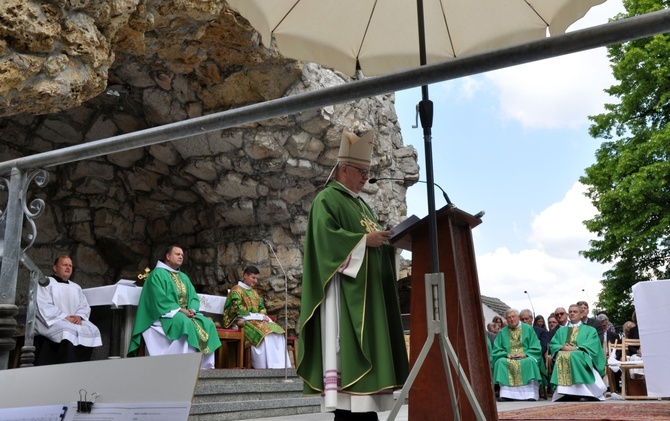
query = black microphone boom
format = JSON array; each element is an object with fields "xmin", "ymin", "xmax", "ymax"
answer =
[{"xmin": 369, "ymin": 177, "xmax": 454, "ymax": 207}]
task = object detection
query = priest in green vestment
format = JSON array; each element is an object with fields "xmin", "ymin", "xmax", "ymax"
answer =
[
  {"xmin": 222, "ymin": 265, "xmax": 291, "ymax": 368},
  {"xmin": 127, "ymin": 245, "xmax": 221, "ymax": 369},
  {"xmin": 299, "ymin": 127, "xmax": 409, "ymax": 421},
  {"xmin": 491, "ymin": 309, "xmax": 543, "ymax": 401},
  {"xmin": 549, "ymin": 304, "xmax": 607, "ymax": 401}
]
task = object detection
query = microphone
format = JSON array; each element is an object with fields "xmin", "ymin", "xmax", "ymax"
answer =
[
  {"xmin": 369, "ymin": 177, "xmax": 454, "ymax": 207},
  {"xmin": 262, "ymin": 239, "xmax": 292, "ymax": 382}
]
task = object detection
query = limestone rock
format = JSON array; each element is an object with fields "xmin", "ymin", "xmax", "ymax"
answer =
[
  {"xmin": 1, "ymin": 2, "xmax": 418, "ymax": 339},
  {"xmin": 0, "ymin": 0, "xmax": 136, "ymax": 116}
]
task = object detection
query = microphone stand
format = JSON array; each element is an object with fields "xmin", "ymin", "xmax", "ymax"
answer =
[
  {"xmin": 524, "ymin": 290, "xmax": 536, "ymax": 319},
  {"xmin": 263, "ymin": 239, "xmax": 292, "ymax": 382}
]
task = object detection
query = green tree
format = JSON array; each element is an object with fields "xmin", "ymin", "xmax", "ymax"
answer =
[{"xmin": 581, "ymin": 0, "xmax": 670, "ymax": 327}]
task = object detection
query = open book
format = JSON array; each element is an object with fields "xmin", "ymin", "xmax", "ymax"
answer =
[
  {"xmin": 241, "ymin": 313, "xmax": 265, "ymax": 321},
  {"xmin": 389, "ymin": 215, "xmax": 421, "ymax": 251}
]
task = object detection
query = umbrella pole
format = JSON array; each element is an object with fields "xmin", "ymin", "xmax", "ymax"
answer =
[{"xmin": 388, "ymin": 2, "xmax": 486, "ymax": 420}]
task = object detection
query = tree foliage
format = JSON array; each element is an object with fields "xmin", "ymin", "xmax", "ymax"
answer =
[{"xmin": 581, "ymin": 0, "xmax": 670, "ymax": 326}]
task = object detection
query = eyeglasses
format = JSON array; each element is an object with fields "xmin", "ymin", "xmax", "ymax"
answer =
[
  {"xmin": 555, "ymin": 312, "xmax": 566, "ymax": 316},
  {"xmin": 345, "ymin": 165, "xmax": 371, "ymax": 178}
]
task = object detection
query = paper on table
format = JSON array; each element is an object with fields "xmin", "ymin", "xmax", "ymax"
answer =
[
  {"xmin": 0, "ymin": 404, "xmax": 67, "ymax": 421},
  {"xmin": 116, "ymin": 279, "xmax": 137, "ymax": 286},
  {"xmin": 63, "ymin": 402, "xmax": 190, "ymax": 421}
]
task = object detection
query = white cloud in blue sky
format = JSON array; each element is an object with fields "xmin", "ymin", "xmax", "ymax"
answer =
[{"xmin": 394, "ymin": 1, "xmax": 624, "ymax": 320}]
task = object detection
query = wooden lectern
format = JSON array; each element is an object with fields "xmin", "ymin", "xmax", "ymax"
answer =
[{"xmin": 391, "ymin": 205, "xmax": 497, "ymax": 420}]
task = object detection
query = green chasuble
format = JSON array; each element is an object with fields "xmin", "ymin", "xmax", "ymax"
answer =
[
  {"xmin": 127, "ymin": 265, "xmax": 221, "ymax": 357},
  {"xmin": 491, "ymin": 323, "xmax": 543, "ymax": 387},
  {"xmin": 298, "ymin": 181, "xmax": 409, "ymax": 395},
  {"xmin": 222, "ymin": 283, "xmax": 285, "ymax": 347},
  {"xmin": 549, "ymin": 324, "xmax": 605, "ymax": 387}
]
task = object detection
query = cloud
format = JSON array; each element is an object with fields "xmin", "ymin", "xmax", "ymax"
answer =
[
  {"xmin": 482, "ymin": 1, "xmax": 625, "ymax": 130},
  {"xmin": 477, "ymin": 182, "xmax": 610, "ymax": 319},
  {"xmin": 528, "ymin": 182, "xmax": 597, "ymax": 259},
  {"xmin": 485, "ymin": 52, "xmax": 614, "ymax": 130},
  {"xmin": 457, "ymin": 77, "xmax": 483, "ymax": 101}
]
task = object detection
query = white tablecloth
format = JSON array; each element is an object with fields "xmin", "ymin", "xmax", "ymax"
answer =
[
  {"xmin": 82, "ymin": 282, "xmax": 227, "ymax": 358},
  {"xmin": 198, "ymin": 294, "xmax": 227, "ymax": 314},
  {"xmin": 83, "ymin": 283, "xmax": 143, "ymax": 308},
  {"xmin": 83, "ymin": 283, "xmax": 226, "ymax": 314}
]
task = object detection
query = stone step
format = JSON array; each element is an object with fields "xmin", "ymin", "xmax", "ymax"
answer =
[
  {"xmin": 190, "ymin": 396, "xmax": 321, "ymax": 420},
  {"xmin": 189, "ymin": 369, "xmax": 321, "ymax": 421}
]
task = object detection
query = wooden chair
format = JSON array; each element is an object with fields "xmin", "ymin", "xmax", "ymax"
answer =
[
  {"xmin": 618, "ymin": 338, "xmax": 649, "ymax": 399},
  {"xmin": 286, "ymin": 335, "xmax": 298, "ymax": 367},
  {"xmin": 607, "ymin": 339, "xmax": 624, "ymax": 394},
  {"xmin": 217, "ymin": 325, "xmax": 245, "ymax": 369}
]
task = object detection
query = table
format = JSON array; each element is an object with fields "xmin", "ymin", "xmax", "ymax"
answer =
[
  {"xmin": 83, "ymin": 282, "xmax": 226, "ymax": 358},
  {"xmin": 83, "ymin": 282, "xmax": 142, "ymax": 358},
  {"xmin": 83, "ymin": 281, "xmax": 143, "ymax": 308}
]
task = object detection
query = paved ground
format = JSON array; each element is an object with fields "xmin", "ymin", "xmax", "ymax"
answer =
[
  {"xmin": 243, "ymin": 399, "xmax": 549, "ymax": 421},
  {"xmin": 244, "ymin": 397, "xmax": 669, "ymax": 421}
]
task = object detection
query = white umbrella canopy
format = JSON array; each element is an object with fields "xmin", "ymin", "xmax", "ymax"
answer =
[{"xmin": 227, "ymin": 0, "xmax": 606, "ymax": 77}]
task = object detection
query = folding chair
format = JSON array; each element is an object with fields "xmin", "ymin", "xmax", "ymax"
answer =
[{"xmin": 618, "ymin": 338, "xmax": 648, "ymax": 399}]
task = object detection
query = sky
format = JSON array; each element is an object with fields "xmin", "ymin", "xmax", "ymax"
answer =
[{"xmin": 393, "ymin": 1, "xmax": 626, "ymax": 322}]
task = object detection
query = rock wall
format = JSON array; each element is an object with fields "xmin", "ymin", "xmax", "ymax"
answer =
[{"xmin": 0, "ymin": 1, "xmax": 418, "ymax": 337}]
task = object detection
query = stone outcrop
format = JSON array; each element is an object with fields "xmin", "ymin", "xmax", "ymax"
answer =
[{"xmin": 0, "ymin": 1, "xmax": 419, "ymax": 337}]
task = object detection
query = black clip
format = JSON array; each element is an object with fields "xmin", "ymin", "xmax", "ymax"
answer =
[{"xmin": 77, "ymin": 389, "xmax": 97, "ymax": 413}]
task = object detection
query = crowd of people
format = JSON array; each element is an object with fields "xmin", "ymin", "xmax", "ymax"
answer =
[{"xmin": 486, "ymin": 302, "xmax": 642, "ymax": 403}]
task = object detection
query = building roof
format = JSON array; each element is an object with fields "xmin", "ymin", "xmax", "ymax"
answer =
[{"xmin": 481, "ymin": 295, "xmax": 511, "ymax": 317}]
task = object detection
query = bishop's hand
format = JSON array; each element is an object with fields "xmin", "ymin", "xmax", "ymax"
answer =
[{"xmin": 366, "ymin": 230, "xmax": 393, "ymax": 247}]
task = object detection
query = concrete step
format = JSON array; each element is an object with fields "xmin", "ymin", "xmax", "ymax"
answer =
[{"xmin": 189, "ymin": 369, "xmax": 321, "ymax": 421}]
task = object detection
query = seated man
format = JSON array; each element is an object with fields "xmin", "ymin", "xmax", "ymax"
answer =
[
  {"xmin": 520, "ymin": 309, "xmax": 549, "ymax": 358},
  {"xmin": 127, "ymin": 245, "xmax": 220, "ymax": 370},
  {"xmin": 491, "ymin": 309, "xmax": 543, "ymax": 401},
  {"xmin": 550, "ymin": 304, "xmax": 607, "ymax": 401},
  {"xmin": 35, "ymin": 255, "xmax": 102, "ymax": 365},
  {"xmin": 222, "ymin": 265, "xmax": 291, "ymax": 369}
]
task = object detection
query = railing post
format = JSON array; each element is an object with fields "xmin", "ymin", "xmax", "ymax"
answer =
[
  {"xmin": 0, "ymin": 168, "xmax": 27, "ymax": 369},
  {"xmin": 0, "ymin": 168, "xmax": 48, "ymax": 369}
]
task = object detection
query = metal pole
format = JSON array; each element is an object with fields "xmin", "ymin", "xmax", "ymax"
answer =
[
  {"xmin": 524, "ymin": 290, "xmax": 536, "ymax": 319},
  {"xmin": 1, "ymin": 10, "xmax": 670, "ymax": 175},
  {"xmin": 395, "ymin": 0, "xmax": 462, "ymax": 418},
  {"xmin": 263, "ymin": 240, "xmax": 292, "ymax": 382},
  {"xmin": 582, "ymin": 288, "xmax": 593, "ymax": 308}
]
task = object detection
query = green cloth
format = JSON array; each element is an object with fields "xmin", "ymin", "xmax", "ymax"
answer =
[
  {"xmin": 222, "ymin": 283, "xmax": 285, "ymax": 347},
  {"xmin": 549, "ymin": 324, "xmax": 606, "ymax": 387},
  {"xmin": 127, "ymin": 265, "xmax": 221, "ymax": 357},
  {"xmin": 491, "ymin": 323, "xmax": 543, "ymax": 387},
  {"xmin": 298, "ymin": 181, "xmax": 409, "ymax": 395}
]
